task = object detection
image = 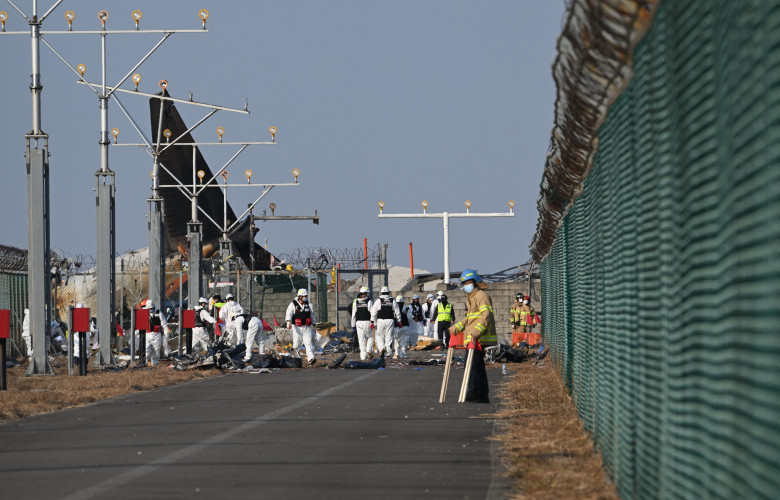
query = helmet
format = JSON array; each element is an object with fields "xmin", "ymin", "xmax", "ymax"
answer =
[
  {"xmin": 358, "ymin": 286, "xmax": 369, "ymax": 295},
  {"xmin": 524, "ymin": 295, "xmax": 531, "ymax": 301},
  {"xmin": 75, "ymin": 303, "xmax": 84, "ymax": 309},
  {"xmin": 395, "ymin": 295, "xmax": 404, "ymax": 303},
  {"xmin": 145, "ymin": 299, "xmax": 154, "ymax": 309},
  {"xmin": 297, "ymin": 289, "xmax": 308, "ymax": 297},
  {"xmin": 198, "ymin": 297, "xmax": 208, "ymax": 304},
  {"xmin": 515, "ymin": 292, "xmax": 523, "ymax": 300},
  {"xmin": 226, "ymin": 293, "xmax": 234, "ymax": 300},
  {"xmin": 439, "ymin": 294, "xmax": 447, "ymax": 301},
  {"xmin": 426, "ymin": 294, "xmax": 434, "ymax": 300},
  {"xmin": 412, "ymin": 294, "xmax": 420, "ymax": 300},
  {"xmin": 459, "ymin": 268, "xmax": 482, "ymax": 283},
  {"xmin": 436, "ymin": 290, "xmax": 444, "ymax": 297},
  {"xmin": 380, "ymin": 286, "xmax": 390, "ymax": 295}
]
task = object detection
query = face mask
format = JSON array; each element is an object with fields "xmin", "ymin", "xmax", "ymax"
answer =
[
  {"xmin": 463, "ymin": 284, "xmax": 475, "ymax": 293},
  {"xmin": 301, "ymin": 297, "xmax": 308, "ymax": 303},
  {"xmin": 524, "ymin": 300, "xmax": 529, "ymax": 305}
]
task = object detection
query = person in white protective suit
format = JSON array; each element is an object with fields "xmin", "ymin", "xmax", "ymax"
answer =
[
  {"xmin": 219, "ymin": 293, "xmax": 244, "ymax": 347},
  {"xmin": 370, "ymin": 286, "xmax": 401, "ymax": 358},
  {"xmin": 50, "ymin": 319, "xmax": 66, "ymax": 354},
  {"xmin": 422, "ymin": 294, "xmax": 436, "ymax": 338},
  {"xmin": 351, "ymin": 286, "xmax": 374, "ymax": 360},
  {"xmin": 192, "ymin": 297, "xmax": 216, "ymax": 353},
  {"xmin": 241, "ymin": 313, "xmax": 266, "ymax": 363},
  {"xmin": 408, "ymin": 294, "xmax": 425, "ymax": 349},
  {"xmin": 21, "ymin": 309, "xmax": 32, "ymax": 358},
  {"xmin": 393, "ymin": 295, "xmax": 414, "ymax": 359},
  {"xmin": 285, "ymin": 289, "xmax": 318, "ymax": 365},
  {"xmin": 71, "ymin": 303, "xmax": 92, "ymax": 364},
  {"xmin": 429, "ymin": 290, "xmax": 445, "ymax": 340},
  {"xmin": 139, "ymin": 299, "xmax": 169, "ymax": 365}
]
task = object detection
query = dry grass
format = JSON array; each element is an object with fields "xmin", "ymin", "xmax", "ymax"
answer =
[
  {"xmin": 0, "ymin": 357, "xmax": 221, "ymax": 421},
  {"xmin": 493, "ymin": 360, "xmax": 618, "ymax": 500}
]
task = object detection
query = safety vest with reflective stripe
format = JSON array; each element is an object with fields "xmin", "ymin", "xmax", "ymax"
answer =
[
  {"xmin": 436, "ymin": 303, "xmax": 453, "ymax": 322},
  {"xmin": 451, "ymin": 288, "xmax": 496, "ymax": 345}
]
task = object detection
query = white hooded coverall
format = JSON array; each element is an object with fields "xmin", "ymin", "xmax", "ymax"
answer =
[
  {"xmin": 243, "ymin": 316, "xmax": 265, "ymax": 362},
  {"xmin": 285, "ymin": 299, "xmax": 317, "ymax": 363},
  {"xmin": 192, "ymin": 306, "xmax": 216, "ymax": 353},
  {"xmin": 394, "ymin": 304, "xmax": 414, "ymax": 358},
  {"xmin": 351, "ymin": 297, "xmax": 374, "ymax": 360},
  {"xmin": 370, "ymin": 295, "xmax": 401, "ymax": 357},
  {"xmin": 133, "ymin": 308, "xmax": 169, "ymax": 365},
  {"xmin": 422, "ymin": 300, "xmax": 436, "ymax": 338},
  {"xmin": 219, "ymin": 300, "xmax": 245, "ymax": 346}
]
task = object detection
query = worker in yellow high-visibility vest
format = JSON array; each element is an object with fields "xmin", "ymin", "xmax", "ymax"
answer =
[{"xmin": 435, "ymin": 293, "xmax": 455, "ymax": 347}]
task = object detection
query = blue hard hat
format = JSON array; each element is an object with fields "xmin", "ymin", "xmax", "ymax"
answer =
[{"xmin": 460, "ymin": 269, "xmax": 482, "ymax": 283}]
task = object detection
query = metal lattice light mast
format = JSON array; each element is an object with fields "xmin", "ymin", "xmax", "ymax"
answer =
[
  {"xmin": 29, "ymin": 6, "xmax": 209, "ymax": 368},
  {"xmin": 377, "ymin": 200, "xmax": 516, "ymax": 284},
  {"xmin": 116, "ymin": 124, "xmax": 299, "ymax": 309}
]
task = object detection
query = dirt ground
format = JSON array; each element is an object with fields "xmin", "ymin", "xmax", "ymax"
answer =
[
  {"xmin": 0, "ymin": 356, "xmax": 221, "ymax": 421},
  {"xmin": 492, "ymin": 359, "xmax": 619, "ymax": 500},
  {"xmin": 1, "ymin": 346, "xmax": 617, "ymax": 498}
]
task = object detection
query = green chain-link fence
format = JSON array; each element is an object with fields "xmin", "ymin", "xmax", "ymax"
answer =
[{"xmin": 539, "ymin": 1, "xmax": 780, "ymax": 498}]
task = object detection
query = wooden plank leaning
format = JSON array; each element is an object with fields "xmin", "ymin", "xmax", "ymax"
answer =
[
  {"xmin": 457, "ymin": 348, "xmax": 475, "ymax": 403},
  {"xmin": 438, "ymin": 345, "xmax": 454, "ymax": 403}
]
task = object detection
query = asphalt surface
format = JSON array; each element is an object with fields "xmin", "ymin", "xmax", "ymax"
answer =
[{"xmin": 0, "ymin": 360, "xmax": 509, "ymax": 499}]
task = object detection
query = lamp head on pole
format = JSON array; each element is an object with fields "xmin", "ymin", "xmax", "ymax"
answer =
[
  {"xmin": 421, "ymin": 200, "xmax": 428, "ymax": 214},
  {"xmin": 465, "ymin": 200, "xmax": 471, "ymax": 213},
  {"xmin": 269, "ymin": 203, "xmax": 276, "ymax": 216},
  {"xmin": 292, "ymin": 169, "xmax": 300, "ymax": 183},
  {"xmin": 131, "ymin": 10, "xmax": 142, "ymax": 30},
  {"xmin": 378, "ymin": 201, "xmax": 385, "ymax": 214},
  {"xmin": 508, "ymin": 200, "xmax": 515, "ymax": 213},
  {"xmin": 98, "ymin": 10, "xmax": 108, "ymax": 29},
  {"xmin": 63, "ymin": 10, "xmax": 74, "ymax": 31},
  {"xmin": 216, "ymin": 126, "xmax": 225, "ymax": 143},
  {"xmin": 269, "ymin": 126, "xmax": 277, "ymax": 143},
  {"xmin": 197, "ymin": 170, "xmax": 205, "ymax": 184},
  {"xmin": 199, "ymin": 9, "xmax": 209, "ymax": 30},
  {"xmin": 111, "ymin": 128, "xmax": 119, "ymax": 144}
]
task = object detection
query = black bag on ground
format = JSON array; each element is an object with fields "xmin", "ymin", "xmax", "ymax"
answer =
[
  {"xmin": 494, "ymin": 345, "xmax": 526, "ymax": 363},
  {"xmin": 327, "ymin": 354, "xmax": 347, "ymax": 369},
  {"xmin": 278, "ymin": 356, "xmax": 303, "ymax": 369},
  {"xmin": 250, "ymin": 353, "xmax": 278, "ymax": 369},
  {"xmin": 344, "ymin": 355, "xmax": 385, "ymax": 369}
]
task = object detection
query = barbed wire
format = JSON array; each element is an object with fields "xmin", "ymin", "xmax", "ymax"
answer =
[{"xmin": 276, "ymin": 244, "xmax": 386, "ymax": 270}]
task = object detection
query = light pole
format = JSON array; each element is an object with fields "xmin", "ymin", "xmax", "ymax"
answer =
[{"xmin": 377, "ymin": 200, "xmax": 516, "ymax": 284}]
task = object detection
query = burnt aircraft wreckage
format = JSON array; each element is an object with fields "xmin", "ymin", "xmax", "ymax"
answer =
[{"xmin": 149, "ymin": 90, "xmax": 278, "ymax": 270}]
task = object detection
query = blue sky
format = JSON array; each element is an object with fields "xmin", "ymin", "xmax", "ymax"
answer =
[{"xmin": 0, "ymin": 1, "xmax": 566, "ymax": 275}]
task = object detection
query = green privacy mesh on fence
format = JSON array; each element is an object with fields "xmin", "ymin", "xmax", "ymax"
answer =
[{"xmin": 539, "ymin": 1, "xmax": 780, "ymax": 499}]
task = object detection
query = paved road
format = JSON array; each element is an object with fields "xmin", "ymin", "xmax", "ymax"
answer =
[{"xmin": 0, "ymin": 364, "xmax": 508, "ymax": 499}]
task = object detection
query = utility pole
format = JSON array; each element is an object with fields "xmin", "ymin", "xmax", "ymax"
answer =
[{"xmin": 377, "ymin": 200, "xmax": 515, "ymax": 284}]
